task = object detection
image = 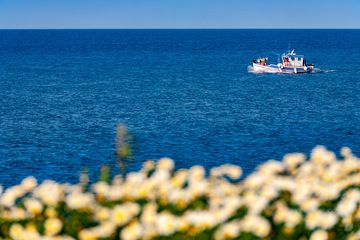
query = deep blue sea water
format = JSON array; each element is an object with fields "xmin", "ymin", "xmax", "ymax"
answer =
[{"xmin": 0, "ymin": 29, "xmax": 359, "ymax": 186}]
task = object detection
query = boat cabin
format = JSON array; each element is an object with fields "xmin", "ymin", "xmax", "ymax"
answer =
[{"xmin": 282, "ymin": 50, "xmax": 306, "ymax": 67}]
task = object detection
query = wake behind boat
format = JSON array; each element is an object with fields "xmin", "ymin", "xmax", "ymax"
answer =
[{"xmin": 251, "ymin": 50, "xmax": 315, "ymax": 74}]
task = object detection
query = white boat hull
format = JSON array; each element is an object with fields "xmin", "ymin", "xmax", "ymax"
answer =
[
  {"xmin": 252, "ymin": 63, "xmax": 280, "ymax": 73},
  {"xmin": 252, "ymin": 63, "xmax": 314, "ymax": 74}
]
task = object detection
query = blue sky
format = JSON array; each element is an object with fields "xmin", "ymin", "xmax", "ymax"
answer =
[{"xmin": 0, "ymin": 0, "xmax": 360, "ymax": 29}]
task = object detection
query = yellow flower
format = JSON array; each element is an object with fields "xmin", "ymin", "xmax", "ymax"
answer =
[
  {"xmin": 66, "ymin": 192, "xmax": 94, "ymax": 210},
  {"xmin": 215, "ymin": 221, "xmax": 240, "ymax": 240},
  {"xmin": 171, "ymin": 170, "xmax": 188, "ymax": 188},
  {"xmin": 24, "ymin": 198, "xmax": 43, "ymax": 215},
  {"xmin": 156, "ymin": 212, "xmax": 178, "ymax": 236},
  {"xmin": 306, "ymin": 211, "xmax": 337, "ymax": 230},
  {"xmin": 310, "ymin": 230, "xmax": 328, "ymax": 240},
  {"xmin": 112, "ymin": 208, "xmax": 127, "ymax": 224},
  {"xmin": 283, "ymin": 226, "xmax": 294, "ymax": 235},
  {"xmin": 21, "ymin": 176, "xmax": 37, "ymax": 192},
  {"xmin": 95, "ymin": 207, "xmax": 110, "ymax": 222},
  {"xmin": 45, "ymin": 207, "xmax": 58, "ymax": 218},
  {"xmin": 25, "ymin": 222, "xmax": 38, "ymax": 233},
  {"xmin": 340, "ymin": 146, "xmax": 352, "ymax": 158},
  {"xmin": 34, "ymin": 181, "xmax": 63, "ymax": 206},
  {"xmin": 311, "ymin": 146, "xmax": 335, "ymax": 165},
  {"xmin": 218, "ymin": 165, "xmax": 243, "ymax": 179},
  {"xmin": 142, "ymin": 160, "xmax": 155, "ymax": 171},
  {"xmin": 283, "ymin": 153, "xmax": 306, "ymax": 170},
  {"xmin": 92, "ymin": 182, "xmax": 110, "ymax": 198},
  {"xmin": 157, "ymin": 157, "xmax": 174, "ymax": 171},
  {"xmin": 10, "ymin": 207, "xmax": 28, "ymax": 220},
  {"xmin": 336, "ymin": 199, "xmax": 357, "ymax": 218},
  {"xmin": 141, "ymin": 203, "xmax": 157, "ymax": 225},
  {"xmin": 45, "ymin": 218, "xmax": 63, "ymax": 236},
  {"xmin": 121, "ymin": 221, "xmax": 143, "ymax": 240},
  {"xmin": 0, "ymin": 146, "xmax": 359, "ymax": 240},
  {"xmin": 1, "ymin": 186, "xmax": 24, "ymax": 208},
  {"xmin": 79, "ymin": 230, "xmax": 97, "ymax": 240},
  {"xmin": 177, "ymin": 217, "xmax": 190, "ymax": 231},
  {"xmin": 111, "ymin": 203, "xmax": 139, "ymax": 226},
  {"xmin": 241, "ymin": 214, "xmax": 270, "ymax": 238},
  {"xmin": 9, "ymin": 224, "xmax": 24, "ymax": 240}
]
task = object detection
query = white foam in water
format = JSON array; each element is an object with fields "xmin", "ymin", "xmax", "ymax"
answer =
[{"xmin": 312, "ymin": 68, "xmax": 336, "ymax": 73}]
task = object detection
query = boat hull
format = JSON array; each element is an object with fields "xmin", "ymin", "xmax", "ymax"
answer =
[{"xmin": 252, "ymin": 63, "xmax": 314, "ymax": 74}]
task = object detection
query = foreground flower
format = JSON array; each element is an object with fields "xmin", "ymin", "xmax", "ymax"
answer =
[{"xmin": 0, "ymin": 146, "xmax": 358, "ymax": 239}]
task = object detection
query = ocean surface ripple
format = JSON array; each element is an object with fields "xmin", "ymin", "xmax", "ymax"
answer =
[{"xmin": 0, "ymin": 29, "xmax": 359, "ymax": 186}]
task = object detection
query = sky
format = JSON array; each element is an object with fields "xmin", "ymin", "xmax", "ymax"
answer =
[{"xmin": 0, "ymin": 0, "xmax": 360, "ymax": 29}]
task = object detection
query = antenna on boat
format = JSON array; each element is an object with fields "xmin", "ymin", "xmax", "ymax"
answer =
[{"xmin": 288, "ymin": 42, "xmax": 291, "ymax": 53}]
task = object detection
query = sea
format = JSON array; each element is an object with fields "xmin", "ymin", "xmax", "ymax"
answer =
[{"xmin": 0, "ymin": 29, "xmax": 359, "ymax": 186}]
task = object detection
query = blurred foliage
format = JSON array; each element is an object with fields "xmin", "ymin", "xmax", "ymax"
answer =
[{"xmin": 0, "ymin": 142, "xmax": 359, "ymax": 240}]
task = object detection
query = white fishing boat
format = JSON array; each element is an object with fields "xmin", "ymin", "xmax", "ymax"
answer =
[{"xmin": 252, "ymin": 50, "xmax": 314, "ymax": 74}]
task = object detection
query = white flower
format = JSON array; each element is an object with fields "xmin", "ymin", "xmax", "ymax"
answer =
[
  {"xmin": 66, "ymin": 192, "xmax": 94, "ymax": 210},
  {"xmin": 111, "ymin": 203, "xmax": 139, "ymax": 226},
  {"xmin": 20, "ymin": 176, "xmax": 37, "ymax": 192},
  {"xmin": 258, "ymin": 160, "xmax": 284, "ymax": 176},
  {"xmin": 185, "ymin": 210, "xmax": 217, "ymax": 229},
  {"xmin": 318, "ymin": 212, "xmax": 337, "ymax": 229},
  {"xmin": 9, "ymin": 224, "xmax": 24, "ymax": 240},
  {"xmin": 215, "ymin": 221, "xmax": 240, "ymax": 240},
  {"xmin": 336, "ymin": 199, "xmax": 357, "ymax": 217},
  {"xmin": 157, "ymin": 158, "xmax": 174, "ymax": 171},
  {"xmin": 261, "ymin": 185, "xmax": 279, "ymax": 200},
  {"xmin": 95, "ymin": 207, "xmax": 111, "ymax": 222},
  {"xmin": 127, "ymin": 172, "xmax": 146, "ymax": 184},
  {"xmin": 283, "ymin": 153, "xmax": 306, "ymax": 170},
  {"xmin": 1, "ymin": 186, "xmax": 24, "ymax": 208},
  {"xmin": 300, "ymin": 198, "xmax": 320, "ymax": 212},
  {"xmin": 340, "ymin": 147, "xmax": 352, "ymax": 158},
  {"xmin": 311, "ymin": 146, "xmax": 335, "ymax": 165},
  {"xmin": 211, "ymin": 165, "xmax": 242, "ymax": 180},
  {"xmin": 34, "ymin": 180, "xmax": 63, "ymax": 206},
  {"xmin": 189, "ymin": 166, "xmax": 205, "ymax": 180},
  {"xmin": 285, "ymin": 210, "xmax": 302, "ymax": 227},
  {"xmin": 317, "ymin": 184, "xmax": 340, "ymax": 201},
  {"xmin": 106, "ymin": 185, "xmax": 124, "ymax": 201},
  {"xmin": 306, "ymin": 211, "xmax": 337, "ymax": 230},
  {"xmin": 121, "ymin": 221, "xmax": 143, "ymax": 240},
  {"xmin": 24, "ymin": 198, "xmax": 43, "ymax": 215},
  {"xmin": 8, "ymin": 207, "xmax": 28, "ymax": 220},
  {"xmin": 310, "ymin": 229, "xmax": 328, "ymax": 240},
  {"xmin": 345, "ymin": 189, "xmax": 360, "ymax": 202},
  {"xmin": 90, "ymin": 222, "xmax": 116, "ymax": 238},
  {"xmin": 243, "ymin": 173, "xmax": 266, "ymax": 188},
  {"xmin": 45, "ymin": 218, "xmax": 63, "ymax": 236},
  {"xmin": 156, "ymin": 212, "xmax": 178, "ymax": 236},
  {"xmin": 241, "ymin": 214, "xmax": 270, "ymax": 238},
  {"xmin": 92, "ymin": 182, "xmax": 110, "ymax": 197},
  {"xmin": 141, "ymin": 203, "xmax": 157, "ymax": 225}
]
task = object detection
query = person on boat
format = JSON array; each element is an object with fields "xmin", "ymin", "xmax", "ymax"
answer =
[
  {"xmin": 284, "ymin": 57, "xmax": 290, "ymax": 66},
  {"xmin": 260, "ymin": 58, "xmax": 267, "ymax": 66}
]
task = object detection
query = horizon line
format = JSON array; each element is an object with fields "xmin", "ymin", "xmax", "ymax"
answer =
[{"xmin": 0, "ymin": 27, "xmax": 360, "ymax": 30}]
